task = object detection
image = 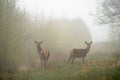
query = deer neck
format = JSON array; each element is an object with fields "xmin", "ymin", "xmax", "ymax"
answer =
[
  {"xmin": 37, "ymin": 46, "xmax": 42, "ymax": 53},
  {"xmin": 85, "ymin": 46, "xmax": 91, "ymax": 53}
]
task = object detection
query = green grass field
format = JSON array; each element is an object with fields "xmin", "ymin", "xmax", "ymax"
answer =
[{"xmin": 1, "ymin": 54, "xmax": 120, "ymax": 80}]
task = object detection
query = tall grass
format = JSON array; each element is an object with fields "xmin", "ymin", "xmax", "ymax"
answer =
[
  {"xmin": 1, "ymin": 54, "xmax": 120, "ymax": 80},
  {"xmin": 17, "ymin": 64, "xmax": 119, "ymax": 80}
]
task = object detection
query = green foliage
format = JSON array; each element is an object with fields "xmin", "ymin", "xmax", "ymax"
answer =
[
  {"xmin": 0, "ymin": 0, "xmax": 91, "ymax": 74},
  {"xmin": 13, "ymin": 62, "xmax": 120, "ymax": 80},
  {"xmin": 7, "ymin": 54, "xmax": 119, "ymax": 80},
  {"xmin": 0, "ymin": 0, "xmax": 25, "ymax": 73}
]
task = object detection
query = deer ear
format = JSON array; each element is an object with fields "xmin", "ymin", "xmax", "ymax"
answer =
[
  {"xmin": 41, "ymin": 40, "xmax": 43, "ymax": 43},
  {"xmin": 34, "ymin": 41, "xmax": 38, "ymax": 44},
  {"xmin": 39, "ymin": 40, "xmax": 43, "ymax": 44},
  {"xmin": 90, "ymin": 41, "xmax": 93, "ymax": 44}
]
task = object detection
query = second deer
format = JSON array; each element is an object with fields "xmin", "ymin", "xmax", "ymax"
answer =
[
  {"xmin": 34, "ymin": 40, "xmax": 50, "ymax": 67},
  {"xmin": 68, "ymin": 41, "xmax": 93, "ymax": 64}
]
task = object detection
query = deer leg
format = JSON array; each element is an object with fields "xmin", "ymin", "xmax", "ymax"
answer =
[
  {"xmin": 40, "ymin": 59, "xmax": 43, "ymax": 67},
  {"xmin": 45, "ymin": 54, "xmax": 49, "ymax": 67},
  {"xmin": 45, "ymin": 58, "xmax": 48, "ymax": 65},
  {"xmin": 44, "ymin": 58, "xmax": 48, "ymax": 68},
  {"xmin": 72, "ymin": 57, "xmax": 75, "ymax": 64},
  {"xmin": 68, "ymin": 56, "xmax": 72, "ymax": 63},
  {"xmin": 82, "ymin": 57, "xmax": 85, "ymax": 63},
  {"xmin": 43, "ymin": 60, "xmax": 46, "ymax": 68}
]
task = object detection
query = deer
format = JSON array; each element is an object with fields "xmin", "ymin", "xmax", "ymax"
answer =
[
  {"xmin": 34, "ymin": 40, "xmax": 49, "ymax": 67},
  {"xmin": 68, "ymin": 41, "xmax": 93, "ymax": 64}
]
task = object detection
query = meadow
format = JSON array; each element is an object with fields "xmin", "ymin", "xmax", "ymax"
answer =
[
  {"xmin": 0, "ymin": 0, "xmax": 120, "ymax": 80},
  {"xmin": 1, "ymin": 53, "xmax": 119, "ymax": 80}
]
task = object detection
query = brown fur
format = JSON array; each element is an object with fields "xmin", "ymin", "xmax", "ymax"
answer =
[
  {"xmin": 68, "ymin": 41, "xmax": 93, "ymax": 64},
  {"xmin": 34, "ymin": 40, "xmax": 49, "ymax": 67}
]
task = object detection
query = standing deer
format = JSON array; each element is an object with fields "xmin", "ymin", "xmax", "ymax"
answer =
[
  {"xmin": 34, "ymin": 40, "xmax": 49, "ymax": 67},
  {"xmin": 68, "ymin": 41, "xmax": 93, "ymax": 64}
]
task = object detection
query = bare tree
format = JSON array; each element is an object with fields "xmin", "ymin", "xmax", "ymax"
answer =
[
  {"xmin": 95, "ymin": 0, "xmax": 120, "ymax": 56},
  {"xmin": 96, "ymin": 0, "xmax": 120, "ymax": 24}
]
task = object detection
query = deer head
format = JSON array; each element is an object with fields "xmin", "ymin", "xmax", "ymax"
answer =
[
  {"xmin": 34, "ymin": 40, "xmax": 43, "ymax": 52},
  {"xmin": 85, "ymin": 41, "xmax": 93, "ymax": 52},
  {"xmin": 85, "ymin": 41, "xmax": 93, "ymax": 47},
  {"xmin": 34, "ymin": 40, "xmax": 43, "ymax": 46}
]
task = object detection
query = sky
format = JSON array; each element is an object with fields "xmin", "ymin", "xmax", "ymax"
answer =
[{"xmin": 18, "ymin": 0, "xmax": 109, "ymax": 42}]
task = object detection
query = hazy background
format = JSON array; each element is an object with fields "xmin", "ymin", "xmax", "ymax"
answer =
[
  {"xmin": 19, "ymin": 0, "xmax": 108, "ymax": 42},
  {"xmin": 0, "ymin": 0, "xmax": 120, "ymax": 79}
]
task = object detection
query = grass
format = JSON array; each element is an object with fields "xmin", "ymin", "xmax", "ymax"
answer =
[
  {"xmin": 1, "ymin": 55, "xmax": 120, "ymax": 80},
  {"xmin": 16, "ymin": 63, "xmax": 120, "ymax": 80}
]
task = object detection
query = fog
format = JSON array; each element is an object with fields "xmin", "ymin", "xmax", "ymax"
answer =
[
  {"xmin": 10, "ymin": 17, "xmax": 91, "ymax": 65},
  {"xmin": 0, "ymin": 0, "xmax": 120, "ymax": 80}
]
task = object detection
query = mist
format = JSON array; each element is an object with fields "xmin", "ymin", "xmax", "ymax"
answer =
[{"xmin": 0, "ymin": 0, "xmax": 120, "ymax": 80}]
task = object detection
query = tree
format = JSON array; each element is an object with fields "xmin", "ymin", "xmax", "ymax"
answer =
[
  {"xmin": 96, "ymin": 0, "xmax": 120, "ymax": 24},
  {"xmin": 0, "ymin": 0, "xmax": 25, "ymax": 74},
  {"xmin": 95, "ymin": 0, "xmax": 120, "ymax": 56}
]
